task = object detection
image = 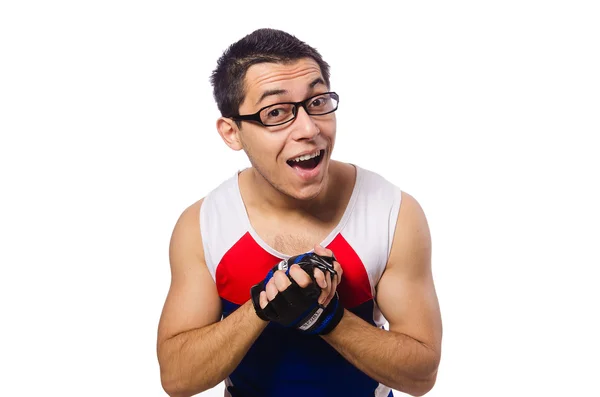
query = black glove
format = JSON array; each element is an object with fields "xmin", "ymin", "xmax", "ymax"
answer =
[{"xmin": 250, "ymin": 252, "xmax": 344, "ymax": 335}]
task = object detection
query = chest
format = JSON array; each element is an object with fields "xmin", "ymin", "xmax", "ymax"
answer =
[
  {"xmin": 262, "ymin": 230, "xmax": 327, "ymax": 256},
  {"xmin": 246, "ymin": 207, "xmax": 343, "ymax": 256}
]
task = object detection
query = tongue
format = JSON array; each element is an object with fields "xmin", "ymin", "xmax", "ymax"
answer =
[{"xmin": 290, "ymin": 158, "xmax": 318, "ymax": 170}]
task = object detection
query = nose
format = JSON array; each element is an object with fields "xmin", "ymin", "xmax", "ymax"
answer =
[{"xmin": 290, "ymin": 105, "xmax": 320, "ymax": 141}]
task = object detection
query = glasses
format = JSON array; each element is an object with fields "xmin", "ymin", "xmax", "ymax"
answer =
[{"xmin": 228, "ymin": 92, "xmax": 339, "ymax": 127}]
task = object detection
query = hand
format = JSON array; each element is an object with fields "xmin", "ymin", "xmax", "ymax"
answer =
[
  {"xmin": 250, "ymin": 245, "xmax": 345, "ymax": 334},
  {"xmin": 259, "ymin": 244, "xmax": 343, "ymax": 309}
]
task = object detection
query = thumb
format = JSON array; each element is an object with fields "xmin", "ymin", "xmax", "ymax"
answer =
[{"xmin": 314, "ymin": 244, "xmax": 333, "ymax": 257}]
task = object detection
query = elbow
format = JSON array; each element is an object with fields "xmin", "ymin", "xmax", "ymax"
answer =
[
  {"xmin": 392, "ymin": 370, "xmax": 437, "ymax": 397},
  {"xmin": 408, "ymin": 347, "xmax": 440, "ymax": 396},
  {"xmin": 161, "ymin": 381, "xmax": 183, "ymax": 397},
  {"xmin": 158, "ymin": 353, "xmax": 191, "ymax": 396},
  {"xmin": 160, "ymin": 366, "xmax": 213, "ymax": 397},
  {"xmin": 394, "ymin": 353, "xmax": 440, "ymax": 396},
  {"xmin": 158, "ymin": 341, "xmax": 215, "ymax": 397},
  {"xmin": 405, "ymin": 370, "xmax": 438, "ymax": 396},
  {"xmin": 160, "ymin": 373, "xmax": 190, "ymax": 397},
  {"xmin": 161, "ymin": 376, "xmax": 205, "ymax": 397}
]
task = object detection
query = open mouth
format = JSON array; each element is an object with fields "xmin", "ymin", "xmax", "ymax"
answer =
[{"xmin": 286, "ymin": 149, "xmax": 324, "ymax": 171}]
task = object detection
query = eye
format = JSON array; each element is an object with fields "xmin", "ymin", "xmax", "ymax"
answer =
[
  {"xmin": 260, "ymin": 103, "xmax": 294, "ymax": 125},
  {"xmin": 268, "ymin": 108, "xmax": 283, "ymax": 117},
  {"xmin": 310, "ymin": 96, "xmax": 329, "ymax": 108}
]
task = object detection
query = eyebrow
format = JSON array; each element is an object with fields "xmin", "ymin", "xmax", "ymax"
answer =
[{"xmin": 255, "ymin": 77, "xmax": 326, "ymax": 106}]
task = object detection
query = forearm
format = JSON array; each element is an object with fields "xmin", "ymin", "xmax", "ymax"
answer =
[
  {"xmin": 159, "ymin": 301, "xmax": 267, "ymax": 397},
  {"xmin": 322, "ymin": 310, "xmax": 439, "ymax": 396}
]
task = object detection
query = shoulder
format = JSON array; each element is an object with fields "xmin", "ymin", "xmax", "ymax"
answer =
[
  {"xmin": 169, "ymin": 172, "xmax": 238, "ymax": 259},
  {"xmin": 352, "ymin": 164, "xmax": 402, "ymax": 200},
  {"xmin": 170, "ymin": 168, "xmax": 239, "ymax": 263},
  {"xmin": 170, "ymin": 198, "xmax": 206, "ymax": 264},
  {"xmin": 175, "ymin": 198, "xmax": 205, "ymax": 227},
  {"xmin": 388, "ymin": 190, "xmax": 432, "ymax": 272},
  {"xmin": 395, "ymin": 191, "xmax": 430, "ymax": 243}
]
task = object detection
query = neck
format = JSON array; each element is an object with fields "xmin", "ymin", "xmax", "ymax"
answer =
[{"xmin": 242, "ymin": 162, "xmax": 341, "ymax": 218}]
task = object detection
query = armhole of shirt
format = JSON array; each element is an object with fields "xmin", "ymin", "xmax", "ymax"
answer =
[
  {"xmin": 387, "ymin": 185, "xmax": 403, "ymax": 259},
  {"xmin": 199, "ymin": 194, "xmax": 216, "ymax": 281}
]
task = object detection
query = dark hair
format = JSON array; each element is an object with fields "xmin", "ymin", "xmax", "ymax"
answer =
[{"xmin": 210, "ymin": 28, "xmax": 331, "ymax": 120}]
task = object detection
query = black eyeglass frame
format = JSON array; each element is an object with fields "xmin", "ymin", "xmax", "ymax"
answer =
[{"xmin": 227, "ymin": 91, "xmax": 339, "ymax": 127}]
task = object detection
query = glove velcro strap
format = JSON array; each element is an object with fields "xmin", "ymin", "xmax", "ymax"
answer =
[
  {"xmin": 296, "ymin": 306, "xmax": 326, "ymax": 332},
  {"xmin": 300, "ymin": 292, "xmax": 345, "ymax": 335},
  {"xmin": 312, "ymin": 297, "xmax": 344, "ymax": 335}
]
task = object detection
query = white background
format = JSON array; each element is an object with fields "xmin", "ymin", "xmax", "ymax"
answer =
[{"xmin": 1, "ymin": 1, "xmax": 599, "ymax": 396}]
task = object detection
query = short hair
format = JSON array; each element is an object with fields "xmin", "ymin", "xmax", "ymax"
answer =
[{"xmin": 210, "ymin": 28, "xmax": 331, "ymax": 119}]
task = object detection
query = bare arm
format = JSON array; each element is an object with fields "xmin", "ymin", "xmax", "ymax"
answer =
[
  {"xmin": 321, "ymin": 192, "xmax": 443, "ymax": 396},
  {"xmin": 156, "ymin": 200, "xmax": 268, "ymax": 397}
]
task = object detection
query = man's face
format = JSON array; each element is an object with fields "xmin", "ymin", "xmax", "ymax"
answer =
[{"xmin": 235, "ymin": 58, "xmax": 336, "ymax": 201}]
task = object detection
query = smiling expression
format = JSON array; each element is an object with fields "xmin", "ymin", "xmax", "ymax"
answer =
[{"xmin": 221, "ymin": 57, "xmax": 337, "ymax": 201}]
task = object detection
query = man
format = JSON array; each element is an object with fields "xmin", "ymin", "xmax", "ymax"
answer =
[{"xmin": 157, "ymin": 28, "xmax": 442, "ymax": 397}]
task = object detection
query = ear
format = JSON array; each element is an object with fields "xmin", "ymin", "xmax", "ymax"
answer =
[{"xmin": 216, "ymin": 117, "xmax": 243, "ymax": 151}]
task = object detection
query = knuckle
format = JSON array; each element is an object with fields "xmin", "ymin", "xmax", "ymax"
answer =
[
  {"xmin": 274, "ymin": 274, "xmax": 290, "ymax": 291},
  {"xmin": 292, "ymin": 272, "xmax": 310, "ymax": 288},
  {"xmin": 265, "ymin": 278, "xmax": 275, "ymax": 289},
  {"xmin": 292, "ymin": 265, "xmax": 308, "ymax": 278},
  {"xmin": 297, "ymin": 278, "xmax": 311, "ymax": 288},
  {"xmin": 273, "ymin": 270, "xmax": 286, "ymax": 282}
]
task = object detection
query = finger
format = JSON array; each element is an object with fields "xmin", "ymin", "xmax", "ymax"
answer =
[
  {"xmin": 289, "ymin": 264, "xmax": 312, "ymax": 288},
  {"xmin": 323, "ymin": 270, "xmax": 338, "ymax": 307},
  {"xmin": 318, "ymin": 271, "xmax": 332, "ymax": 305},
  {"xmin": 331, "ymin": 259, "xmax": 342, "ymax": 280},
  {"xmin": 259, "ymin": 291, "xmax": 269, "ymax": 309},
  {"xmin": 313, "ymin": 267, "xmax": 327, "ymax": 289},
  {"xmin": 273, "ymin": 270, "xmax": 292, "ymax": 292},
  {"xmin": 265, "ymin": 278, "xmax": 279, "ymax": 301},
  {"xmin": 314, "ymin": 244, "xmax": 334, "ymax": 258}
]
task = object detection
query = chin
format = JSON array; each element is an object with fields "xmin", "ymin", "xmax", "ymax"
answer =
[
  {"xmin": 288, "ymin": 175, "xmax": 328, "ymax": 201},
  {"xmin": 289, "ymin": 187, "xmax": 322, "ymax": 201}
]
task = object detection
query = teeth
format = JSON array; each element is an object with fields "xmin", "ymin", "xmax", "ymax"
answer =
[{"xmin": 291, "ymin": 150, "xmax": 321, "ymax": 162}]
